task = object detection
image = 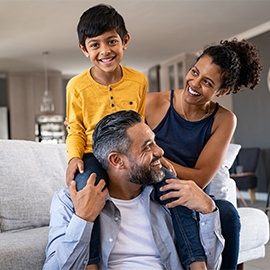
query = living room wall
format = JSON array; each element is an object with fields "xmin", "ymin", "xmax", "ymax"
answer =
[{"xmin": 232, "ymin": 30, "xmax": 270, "ymax": 192}]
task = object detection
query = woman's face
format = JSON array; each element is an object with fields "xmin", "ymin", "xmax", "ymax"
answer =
[{"xmin": 184, "ymin": 55, "xmax": 225, "ymax": 104}]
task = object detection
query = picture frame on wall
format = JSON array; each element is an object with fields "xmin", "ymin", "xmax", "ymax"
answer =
[{"xmin": 148, "ymin": 64, "xmax": 160, "ymax": 92}]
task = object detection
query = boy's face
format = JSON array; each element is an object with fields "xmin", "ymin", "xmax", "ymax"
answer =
[{"xmin": 79, "ymin": 30, "xmax": 130, "ymax": 75}]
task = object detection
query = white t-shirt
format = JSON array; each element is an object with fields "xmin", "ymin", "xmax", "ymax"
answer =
[{"xmin": 108, "ymin": 194, "xmax": 165, "ymax": 270}]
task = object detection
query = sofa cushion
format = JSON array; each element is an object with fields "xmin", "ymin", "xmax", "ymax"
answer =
[
  {"xmin": 237, "ymin": 207, "xmax": 269, "ymax": 263},
  {"xmin": 210, "ymin": 143, "xmax": 241, "ymax": 201},
  {"xmin": 0, "ymin": 140, "xmax": 67, "ymax": 232},
  {"xmin": 0, "ymin": 226, "xmax": 48, "ymax": 269}
]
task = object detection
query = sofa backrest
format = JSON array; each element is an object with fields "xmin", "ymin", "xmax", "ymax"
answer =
[
  {"xmin": 210, "ymin": 143, "xmax": 241, "ymax": 207},
  {"xmin": 0, "ymin": 140, "xmax": 67, "ymax": 232}
]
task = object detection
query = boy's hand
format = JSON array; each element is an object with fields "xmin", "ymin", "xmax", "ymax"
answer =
[
  {"xmin": 66, "ymin": 157, "xmax": 84, "ymax": 186},
  {"xmin": 70, "ymin": 173, "xmax": 108, "ymax": 222}
]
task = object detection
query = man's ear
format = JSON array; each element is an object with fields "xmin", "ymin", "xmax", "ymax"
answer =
[
  {"xmin": 108, "ymin": 152, "xmax": 125, "ymax": 169},
  {"xmin": 78, "ymin": 43, "xmax": 89, "ymax": 58},
  {"xmin": 122, "ymin": 34, "xmax": 131, "ymax": 50},
  {"xmin": 216, "ymin": 88, "xmax": 230, "ymax": 97}
]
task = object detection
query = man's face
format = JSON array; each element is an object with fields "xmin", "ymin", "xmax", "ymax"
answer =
[{"xmin": 125, "ymin": 122, "xmax": 165, "ymax": 185}]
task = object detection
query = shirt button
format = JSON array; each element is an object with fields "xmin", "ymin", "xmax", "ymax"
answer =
[
  {"xmin": 110, "ymin": 96, "xmax": 113, "ymax": 100},
  {"xmin": 201, "ymin": 222, "xmax": 206, "ymax": 226},
  {"xmin": 111, "ymin": 104, "xmax": 115, "ymax": 107},
  {"xmin": 129, "ymin": 101, "xmax": 133, "ymax": 105},
  {"xmin": 109, "ymin": 87, "xmax": 112, "ymax": 91},
  {"xmin": 115, "ymin": 217, "xmax": 119, "ymax": 221},
  {"xmin": 109, "ymin": 238, "xmax": 113, "ymax": 243}
]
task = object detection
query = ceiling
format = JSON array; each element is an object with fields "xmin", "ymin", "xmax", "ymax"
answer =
[{"xmin": 1, "ymin": 0, "xmax": 270, "ymax": 77}]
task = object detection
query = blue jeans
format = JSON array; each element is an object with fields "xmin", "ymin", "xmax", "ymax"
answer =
[
  {"xmin": 155, "ymin": 169, "xmax": 206, "ymax": 267},
  {"xmin": 157, "ymin": 169, "xmax": 241, "ymax": 270},
  {"xmin": 74, "ymin": 153, "xmax": 109, "ymax": 265}
]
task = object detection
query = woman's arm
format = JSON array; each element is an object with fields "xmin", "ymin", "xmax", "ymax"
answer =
[{"xmin": 164, "ymin": 108, "xmax": 237, "ymax": 188}]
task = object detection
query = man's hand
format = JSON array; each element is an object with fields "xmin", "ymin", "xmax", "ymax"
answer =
[
  {"xmin": 70, "ymin": 173, "xmax": 108, "ymax": 222},
  {"xmin": 66, "ymin": 157, "xmax": 84, "ymax": 186},
  {"xmin": 159, "ymin": 179, "xmax": 216, "ymax": 214}
]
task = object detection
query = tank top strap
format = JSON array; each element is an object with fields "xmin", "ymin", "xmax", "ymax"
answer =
[
  {"xmin": 170, "ymin": 89, "xmax": 174, "ymax": 105},
  {"xmin": 212, "ymin": 102, "xmax": 220, "ymax": 116}
]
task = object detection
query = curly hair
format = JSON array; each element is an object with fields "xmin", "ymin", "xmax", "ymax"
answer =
[{"xmin": 198, "ymin": 38, "xmax": 263, "ymax": 94}]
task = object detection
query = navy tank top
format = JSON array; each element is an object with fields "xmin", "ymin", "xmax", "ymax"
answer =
[{"xmin": 153, "ymin": 90, "xmax": 219, "ymax": 168}]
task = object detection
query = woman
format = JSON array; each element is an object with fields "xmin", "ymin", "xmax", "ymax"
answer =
[{"xmin": 146, "ymin": 38, "xmax": 262, "ymax": 269}]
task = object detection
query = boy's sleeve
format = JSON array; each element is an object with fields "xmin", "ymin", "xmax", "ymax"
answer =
[
  {"xmin": 138, "ymin": 75, "xmax": 148, "ymax": 122},
  {"xmin": 66, "ymin": 80, "xmax": 86, "ymax": 162}
]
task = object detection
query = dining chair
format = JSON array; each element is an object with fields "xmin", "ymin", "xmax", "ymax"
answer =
[{"xmin": 230, "ymin": 147, "xmax": 260, "ymax": 205}]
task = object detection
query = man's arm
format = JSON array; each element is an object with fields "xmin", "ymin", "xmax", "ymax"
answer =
[
  {"xmin": 43, "ymin": 175, "xmax": 108, "ymax": 269},
  {"xmin": 199, "ymin": 210, "xmax": 224, "ymax": 269},
  {"xmin": 159, "ymin": 179, "xmax": 224, "ymax": 269},
  {"xmin": 43, "ymin": 189, "xmax": 93, "ymax": 270}
]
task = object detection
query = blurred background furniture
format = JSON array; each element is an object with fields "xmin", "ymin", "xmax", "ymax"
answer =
[
  {"xmin": 230, "ymin": 147, "xmax": 260, "ymax": 205},
  {"xmin": 266, "ymin": 181, "xmax": 270, "ymax": 215},
  {"xmin": 210, "ymin": 143, "xmax": 269, "ymax": 266}
]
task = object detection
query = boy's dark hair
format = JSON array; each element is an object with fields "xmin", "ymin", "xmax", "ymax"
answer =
[{"xmin": 77, "ymin": 4, "xmax": 128, "ymax": 49}]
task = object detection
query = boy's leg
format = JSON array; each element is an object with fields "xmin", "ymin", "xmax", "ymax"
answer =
[
  {"xmin": 75, "ymin": 153, "xmax": 108, "ymax": 191},
  {"xmin": 74, "ymin": 153, "xmax": 109, "ymax": 266},
  {"xmin": 155, "ymin": 168, "xmax": 206, "ymax": 268}
]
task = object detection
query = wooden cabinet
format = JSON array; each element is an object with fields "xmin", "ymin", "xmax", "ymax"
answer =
[
  {"xmin": 159, "ymin": 53, "xmax": 197, "ymax": 91},
  {"xmin": 7, "ymin": 71, "xmax": 65, "ymax": 141}
]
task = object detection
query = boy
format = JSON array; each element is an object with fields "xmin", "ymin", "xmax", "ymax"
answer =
[
  {"xmin": 65, "ymin": 4, "xmax": 148, "ymax": 269},
  {"xmin": 65, "ymin": 4, "xmax": 209, "ymax": 270}
]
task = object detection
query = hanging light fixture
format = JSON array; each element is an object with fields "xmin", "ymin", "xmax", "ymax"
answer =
[{"xmin": 40, "ymin": 51, "xmax": 55, "ymax": 113}]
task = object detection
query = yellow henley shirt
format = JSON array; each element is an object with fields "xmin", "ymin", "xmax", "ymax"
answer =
[{"xmin": 66, "ymin": 65, "xmax": 148, "ymax": 162}]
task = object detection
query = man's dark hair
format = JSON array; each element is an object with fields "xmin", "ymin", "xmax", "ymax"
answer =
[
  {"xmin": 92, "ymin": 110, "xmax": 142, "ymax": 169},
  {"xmin": 77, "ymin": 4, "xmax": 128, "ymax": 49}
]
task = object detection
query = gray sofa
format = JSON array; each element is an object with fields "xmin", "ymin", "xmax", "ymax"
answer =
[{"xmin": 0, "ymin": 140, "xmax": 269, "ymax": 269}]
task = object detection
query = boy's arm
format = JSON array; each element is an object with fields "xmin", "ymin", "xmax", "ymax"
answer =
[
  {"xmin": 137, "ymin": 75, "xmax": 148, "ymax": 122},
  {"xmin": 66, "ymin": 81, "xmax": 87, "ymax": 162}
]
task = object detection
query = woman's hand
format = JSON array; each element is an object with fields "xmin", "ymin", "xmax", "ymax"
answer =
[{"xmin": 161, "ymin": 157, "xmax": 177, "ymax": 176}]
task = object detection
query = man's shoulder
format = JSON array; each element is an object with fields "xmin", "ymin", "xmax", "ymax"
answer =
[{"xmin": 53, "ymin": 187, "xmax": 73, "ymax": 208}]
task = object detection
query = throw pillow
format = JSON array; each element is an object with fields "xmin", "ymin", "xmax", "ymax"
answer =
[{"xmin": 210, "ymin": 143, "xmax": 241, "ymax": 200}]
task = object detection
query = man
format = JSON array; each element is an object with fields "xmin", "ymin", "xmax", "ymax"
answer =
[{"xmin": 43, "ymin": 110, "xmax": 224, "ymax": 270}]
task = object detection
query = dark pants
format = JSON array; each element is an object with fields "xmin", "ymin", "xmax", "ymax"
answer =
[
  {"xmin": 155, "ymin": 168, "xmax": 206, "ymax": 267},
  {"xmin": 74, "ymin": 153, "xmax": 108, "ymax": 265}
]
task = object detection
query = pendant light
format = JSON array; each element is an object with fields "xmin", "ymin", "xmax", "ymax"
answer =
[{"xmin": 40, "ymin": 51, "xmax": 55, "ymax": 113}]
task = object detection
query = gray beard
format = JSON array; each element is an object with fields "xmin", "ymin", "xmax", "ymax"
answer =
[{"xmin": 127, "ymin": 162, "xmax": 165, "ymax": 186}]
